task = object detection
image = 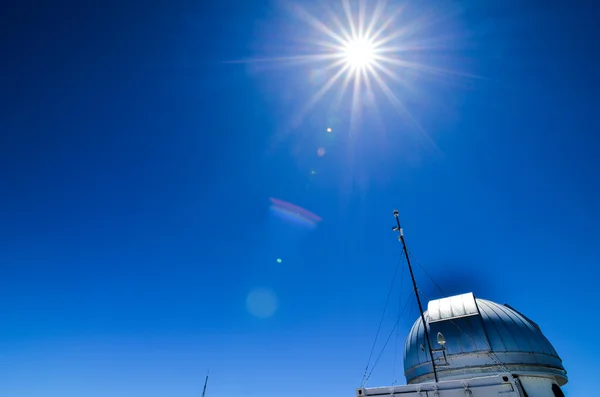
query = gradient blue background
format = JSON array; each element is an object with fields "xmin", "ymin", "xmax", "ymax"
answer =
[{"xmin": 1, "ymin": 1, "xmax": 597, "ymax": 396}]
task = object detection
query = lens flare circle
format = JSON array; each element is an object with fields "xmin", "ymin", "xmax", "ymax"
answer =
[{"xmin": 246, "ymin": 288, "xmax": 278, "ymax": 319}]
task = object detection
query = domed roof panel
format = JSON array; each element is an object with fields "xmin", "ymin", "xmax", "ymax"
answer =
[
  {"xmin": 476, "ymin": 299, "xmax": 559, "ymax": 357},
  {"xmin": 403, "ymin": 293, "xmax": 566, "ymax": 385}
]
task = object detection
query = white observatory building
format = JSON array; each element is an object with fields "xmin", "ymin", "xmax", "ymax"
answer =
[{"xmin": 357, "ymin": 292, "xmax": 567, "ymax": 397}]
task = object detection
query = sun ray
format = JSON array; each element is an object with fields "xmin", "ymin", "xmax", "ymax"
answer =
[
  {"xmin": 364, "ymin": 0, "xmax": 387, "ymax": 38},
  {"xmin": 306, "ymin": 62, "xmax": 350, "ymax": 106},
  {"xmin": 224, "ymin": 53, "xmax": 341, "ymax": 66},
  {"xmin": 371, "ymin": 61, "xmax": 409, "ymax": 88},
  {"xmin": 292, "ymin": 63, "xmax": 351, "ymax": 127},
  {"xmin": 350, "ymin": 63, "xmax": 364, "ymax": 131},
  {"xmin": 320, "ymin": 57, "xmax": 354, "ymax": 74},
  {"xmin": 369, "ymin": 5, "xmax": 405, "ymax": 44},
  {"xmin": 379, "ymin": 57, "xmax": 487, "ymax": 80},
  {"xmin": 371, "ymin": 21, "xmax": 419, "ymax": 48},
  {"xmin": 327, "ymin": 5, "xmax": 353, "ymax": 43},
  {"xmin": 342, "ymin": 0, "xmax": 358, "ymax": 40},
  {"xmin": 331, "ymin": 68, "xmax": 355, "ymax": 114},
  {"xmin": 370, "ymin": 67, "xmax": 442, "ymax": 154},
  {"xmin": 357, "ymin": 0, "xmax": 367, "ymax": 40},
  {"xmin": 374, "ymin": 43, "xmax": 438, "ymax": 53},
  {"xmin": 291, "ymin": 3, "xmax": 348, "ymax": 45}
]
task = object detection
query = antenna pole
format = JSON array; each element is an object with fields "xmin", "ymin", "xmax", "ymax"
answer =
[
  {"xmin": 201, "ymin": 370, "xmax": 209, "ymax": 397},
  {"xmin": 392, "ymin": 210, "xmax": 439, "ymax": 383}
]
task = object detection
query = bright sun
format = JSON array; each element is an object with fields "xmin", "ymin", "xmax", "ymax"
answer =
[
  {"xmin": 254, "ymin": 0, "xmax": 470, "ymax": 139},
  {"xmin": 342, "ymin": 38, "xmax": 376, "ymax": 70}
]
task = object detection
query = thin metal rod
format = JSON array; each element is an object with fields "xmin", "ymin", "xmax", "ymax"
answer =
[
  {"xmin": 201, "ymin": 371, "xmax": 209, "ymax": 397},
  {"xmin": 393, "ymin": 210, "xmax": 439, "ymax": 383}
]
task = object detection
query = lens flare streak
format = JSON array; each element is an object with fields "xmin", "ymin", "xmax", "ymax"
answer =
[{"xmin": 269, "ymin": 197, "xmax": 322, "ymax": 229}]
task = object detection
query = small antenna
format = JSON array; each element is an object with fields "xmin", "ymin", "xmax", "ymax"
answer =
[
  {"xmin": 392, "ymin": 210, "xmax": 439, "ymax": 383},
  {"xmin": 201, "ymin": 369, "xmax": 209, "ymax": 397}
]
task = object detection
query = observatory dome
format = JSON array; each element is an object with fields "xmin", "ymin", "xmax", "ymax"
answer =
[{"xmin": 404, "ymin": 293, "xmax": 567, "ymax": 385}]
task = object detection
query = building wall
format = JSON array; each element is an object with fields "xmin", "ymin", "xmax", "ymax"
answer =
[{"xmin": 520, "ymin": 376, "xmax": 564, "ymax": 397}]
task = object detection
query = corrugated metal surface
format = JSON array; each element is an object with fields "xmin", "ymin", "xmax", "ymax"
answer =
[
  {"xmin": 403, "ymin": 294, "xmax": 566, "ymax": 384},
  {"xmin": 477, "ymin": 299, "xmax": 559, "ymax": 357},
  {"xmin": 428, "ymin": 292, "xmax": 479, "ymax": 322}
]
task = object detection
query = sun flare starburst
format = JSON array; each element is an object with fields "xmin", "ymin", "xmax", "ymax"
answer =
[
  {"xmin": 341, "ymin": 37, "xmax": 376, "ymax": 71},
  {"xmin": 233, "ymin": 0, "xmax": 477, "ymax": 146},
  {"xmin": 280, "ymin": 0, "xmax": 440, "ymax": 130}
]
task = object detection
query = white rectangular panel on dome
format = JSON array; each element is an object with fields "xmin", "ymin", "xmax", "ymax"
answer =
[{"xmin": 428, "ymin": 292, "xmax": 479, "ymax": 323}]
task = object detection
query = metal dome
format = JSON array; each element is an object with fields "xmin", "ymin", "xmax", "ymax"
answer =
[{"xmin": 404, "ymin": 293, "xmax": 567, "ymax": 385}]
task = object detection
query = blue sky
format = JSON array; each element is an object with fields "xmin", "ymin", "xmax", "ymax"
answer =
[{"xmin": 0, "ymin": 0, "xmax": 597, "ymax": 396}]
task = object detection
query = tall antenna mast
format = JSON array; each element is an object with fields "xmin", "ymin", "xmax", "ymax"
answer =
[
  {"xmin": 201, "ymin": 370, "xmax": 209, "ymax": 397},
  {"xmin": 392, "ymin": 210, "xmax": 439, "ymax": 383}
]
